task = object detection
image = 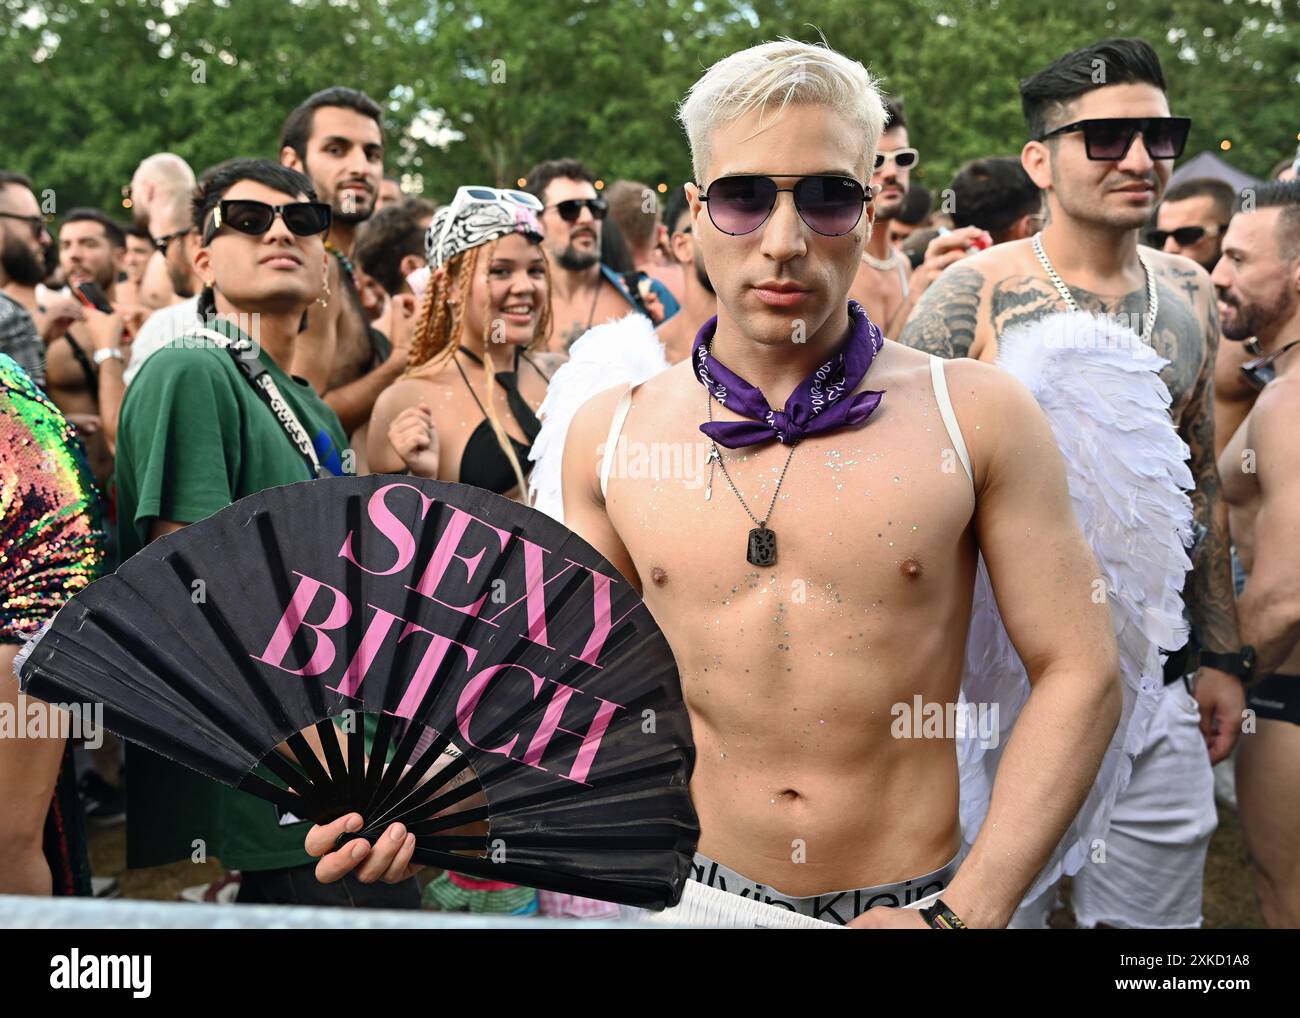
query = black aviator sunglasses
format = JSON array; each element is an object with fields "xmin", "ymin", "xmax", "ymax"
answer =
[{"xmin": 699, "ymin": 174, "xmax": 873, "ymax": 237}]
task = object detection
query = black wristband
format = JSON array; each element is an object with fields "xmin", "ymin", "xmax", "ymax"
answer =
[
  {"xmin": 1200, "ymin": 646, "xmax": 1256, "ymax": 683},
  {"xmin": 919, "ymin": 897, "xmax": 968, "ymax": 929}
]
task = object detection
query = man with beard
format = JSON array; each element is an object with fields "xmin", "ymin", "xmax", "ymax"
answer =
[
  {"xmin": 848, "ymin": 102, "xmax": 985, "ymax": 337},
  {"xmin": 655, "ymin": 185, "xmax": 717, "ymax": 363},
  {"xmin": 51, "ymin": 209, "xmax": 131, "ymax": 488},
  {"xmin": 127, "ymin": 153, "xmax": 195, "ymax": 311},
  {"xmin": 0, "ymin": 171, "xmax": 55, "ymax": 386},
  {"xmin": 525, "ymin": 159, "xmax": 677, "ymax": 352},
  {"xmin": 280, "ymin": 87, "xmax": 409, "ymax": 439},
  {"xmin": 900, "ymin": 38, "xmax": 1245, "ymax": 929},
  {"xmin": 1214, "ymin": 182, "xmax": 1300, "ymax": 927}
]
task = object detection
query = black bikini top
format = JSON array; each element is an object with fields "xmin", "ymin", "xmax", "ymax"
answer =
[{"xmin": 455, "ymin": 346, "xmax": 549, "ymax": 495}]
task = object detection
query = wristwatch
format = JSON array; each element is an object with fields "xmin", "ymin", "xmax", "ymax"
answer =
[
  {"xmin": 1199, "ymin": 646, "xmax": 1256, "ymax": 683},
  {"xmin": 92, "ymin": 347, "xmax": 124, "ymax": 365}
]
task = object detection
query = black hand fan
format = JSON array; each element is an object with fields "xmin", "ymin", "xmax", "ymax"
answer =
[{"xmin": 17, "ymin": 475, "xmax": 698, "ymax": 909}]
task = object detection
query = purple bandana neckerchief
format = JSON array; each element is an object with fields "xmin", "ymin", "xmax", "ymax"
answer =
[{"xmin": 693, "ymin": 300, "xmax": 886, "ymax": 449}]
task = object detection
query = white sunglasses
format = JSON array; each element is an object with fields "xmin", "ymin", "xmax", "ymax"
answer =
[{"xmin": 435, "ymin": 185, "xmax": 544, "ymax": 263}]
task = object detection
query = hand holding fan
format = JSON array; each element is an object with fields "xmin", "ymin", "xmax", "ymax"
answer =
[{"xmin": 18, "ymin": 476, "xmax": 698, "ymax": 909}]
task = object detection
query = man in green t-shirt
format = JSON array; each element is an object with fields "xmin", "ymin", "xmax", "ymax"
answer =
[{"xmin": 116, "ymin": 158, "xmax": 418, "ymax": 908}]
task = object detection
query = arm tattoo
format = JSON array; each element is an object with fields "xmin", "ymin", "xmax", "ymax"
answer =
[
  {"xmin": 896, "ymin": 265, "xmax": 983, "ymax": 358},
  {"xmin": 1182, "ymin": 279, "xmax": 1241, "ymax": 654},
  {"xmin": 989, "ymin": 276, "xmax": 1064, "ymax": 336}
]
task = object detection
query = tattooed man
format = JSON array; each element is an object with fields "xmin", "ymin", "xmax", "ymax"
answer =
[{"xmin": 900, "ymin": 38, "xmax": 1246, "ymax": 929}]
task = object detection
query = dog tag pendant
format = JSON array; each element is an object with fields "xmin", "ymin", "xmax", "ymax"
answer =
[{"xmin": 747, "ymin": 526, "xmax": 777, "ymax": 566}]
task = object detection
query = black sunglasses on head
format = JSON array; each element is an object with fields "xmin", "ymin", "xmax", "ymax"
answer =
[
  {"xmin": 699, "ymin": 174, "xmax": 873, "ymax": 237},
  {"xmin": 547, "ymin": 197, "xmax": 608, "ymax": 222},
  {"xmin": 1037, "ymin": 116, "xmax": 1191, "ymax": 161},
  {"xmin": 204, "ymin": 199, "xmax": 332, "ymax": 244},
  {"xmin": 1145, "ymin": 224, "xmax": 1226, "ymax": 248}
]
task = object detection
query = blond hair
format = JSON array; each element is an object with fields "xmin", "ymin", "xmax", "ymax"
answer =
[
  {"xmin": 405, "ymin": 240, "xmax": 554, "ymax": 502},
  {"xmin": 677, "ymin": 39, "xmax": 888, "ymax": 184}
]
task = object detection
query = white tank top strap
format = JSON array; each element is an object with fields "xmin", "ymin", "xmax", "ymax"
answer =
[
  {"xmin": 929, "ymin": 354, "xmax": 973, "ymax": 487},
  {"xmin": 599, "ymin": 384, "xmax": 637, "ymax": 501}
]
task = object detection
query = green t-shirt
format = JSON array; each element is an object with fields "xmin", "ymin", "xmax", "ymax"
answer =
[{"xmin": 115, "ymin": 318, "xmax": 351, "ymax": 872}]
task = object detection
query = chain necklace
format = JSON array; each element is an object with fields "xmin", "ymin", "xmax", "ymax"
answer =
[
  {"xmin": 1032, "ymin": 232, "xmax": 1158, "ymax": 345},
  {"xmin": 325, "ymin": 240, "xmax": 356, "ymax": 284},
  {"xmin": 861, "ymin": 248, "xmax": 899, "ymax": 272},
  {"xmin": 705, "ymin": 389, "xmax": 797, "ymax": 566}
]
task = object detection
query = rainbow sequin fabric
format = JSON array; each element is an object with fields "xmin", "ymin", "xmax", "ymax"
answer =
[{"xmin": 1, "ymin": 354, "xmax": 105, "ymax": 641}]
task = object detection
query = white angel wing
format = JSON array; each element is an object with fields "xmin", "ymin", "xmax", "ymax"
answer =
[
  {"xmin": 528, "ymin": 313, "xmax": 670, "ymax": 523},
  {"xmin": 957, "ymin": 311, "xmax": 1195, "ymax": 901}
]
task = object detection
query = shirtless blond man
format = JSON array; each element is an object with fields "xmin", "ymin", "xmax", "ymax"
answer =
[{"xmin": 307, "ymin": 39, "xmax": 1121, "ymax": 929}]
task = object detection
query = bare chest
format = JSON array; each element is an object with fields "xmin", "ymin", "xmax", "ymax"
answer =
[
  {"xmin": 45, "ymin": 334, "xmax": 95, "ymax": 407},
  {"xmin": 327, "ymin": 292, "xmax": 375, "ymax": 389},
  {"xmin": 605, "ymin": 398, "xmax": 977, "ymax": 654},
  {"xmin": 1218, "ymin": 412, "xmax": 1258, "ymax": 512},
  {"xmin": 549, "ymin": 282, "xmax": 630, "ymax": 351},
  {"xmin": 987, "ymin": 272, "xmax": 1206, "ymax": 424},
  {"xmin": 848, "ymin": 260, "xmax": 905, "ymax": 331}
]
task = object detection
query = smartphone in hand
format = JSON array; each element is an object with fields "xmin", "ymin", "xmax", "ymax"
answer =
[{"xmin": 74, "ymin": 281, "xmax": 115, "ymax": 314}]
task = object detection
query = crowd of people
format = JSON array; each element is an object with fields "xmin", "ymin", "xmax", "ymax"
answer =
[{"xmin": 1, "ymin": 31, "xmax": 1298, "ymax": 928}]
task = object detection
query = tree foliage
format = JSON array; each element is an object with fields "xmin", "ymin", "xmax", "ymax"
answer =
[{"xmin": 1, "ymin": 0, "xmax": 1294, "ymax": 215}]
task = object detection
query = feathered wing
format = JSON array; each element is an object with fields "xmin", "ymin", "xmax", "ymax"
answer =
[
  {"xmin": 957, "ymin": 311, "xmax": 1195, "ymax": 901},
  {"xmin": 528, "ymin": 313, "xmax": 670, "ymax": 522},
  {"xmin": 525, "ymin": 313, "xmax": 671, "ymax": 918}
]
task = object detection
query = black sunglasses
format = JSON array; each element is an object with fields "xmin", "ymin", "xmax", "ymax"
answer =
[
  {"xmin": 154, "ymin": 226, "xmax": 193, "ymax": 256},
  {"xmin": 547, "ymin": 197, "xmax": 608, "ymax": 223},
  {"xmin": 204, "ymin": 199, "xmax": 331, "ymax": 244},
  {"xmin": 1037, "ymin": 116, "xmax": 1191, "ymax": 161},
  {"xmin": 1241, "ymin": 339, "xmax": 1300, "ymax": 392},
  {"xmin": 0, "ymin": 210, "xmax": 52, "ymax": 239},
  {"xmin": 1145, "ymin": 224, "xmax": 1226, "ymax": 248},
  {"xmin": 699, "ymin": 174, "xmax": 872, "ymax": 237}
]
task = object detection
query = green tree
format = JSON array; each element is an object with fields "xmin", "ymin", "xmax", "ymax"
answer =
[{"xmin": 0, "ymin": 0, "xmax": 1292, "ymax": 219}]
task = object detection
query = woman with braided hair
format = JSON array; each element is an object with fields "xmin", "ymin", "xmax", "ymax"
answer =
[
  {"xmin": 367, "ymin": 187, "xmax": 564, "ymax": 504},
  {"xmin": 366, "ymin": 188, "xmax": 603, "ymax": 917}
]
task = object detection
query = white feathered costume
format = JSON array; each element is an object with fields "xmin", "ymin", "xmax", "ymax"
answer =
[{"xmin": 528, "ymin": 309, "xmax": 1194, "ymax": 922}]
